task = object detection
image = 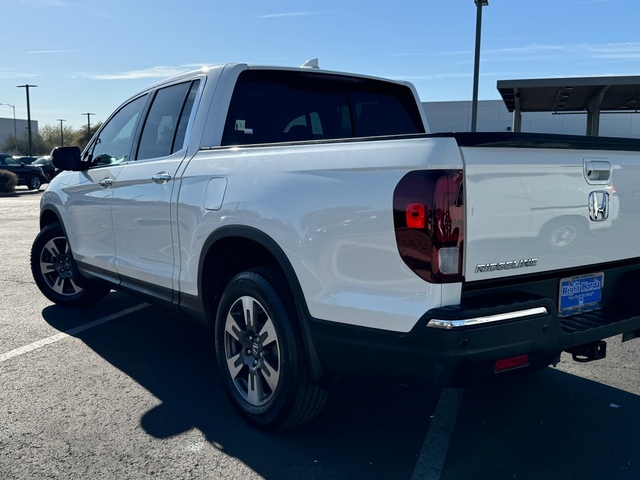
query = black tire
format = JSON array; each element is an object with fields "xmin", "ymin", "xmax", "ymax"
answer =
[
  {"xmin": 27, "ymin": 174, "xmax": 42, "ymax": 190},
  {"xmin": 215, "ymin": 269, "xmax": 328, "ymax": 430},
  {"xmin": 30, "ymin": 223, "xmax": 111, "ymax": 306}
]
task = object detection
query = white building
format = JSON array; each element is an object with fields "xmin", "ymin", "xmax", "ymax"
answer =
[
  {"xmin": 422, "ymin": 100, "xmax": 640, "ymax": 138},
  {"xmin": 0, "ymin": 117, "xmax": 38, "ymax": 153}
]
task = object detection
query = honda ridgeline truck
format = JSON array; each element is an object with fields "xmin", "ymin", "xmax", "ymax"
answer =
[{"xmin": 31, "ymin": 62, "xmax": 640, "ymax": 429}]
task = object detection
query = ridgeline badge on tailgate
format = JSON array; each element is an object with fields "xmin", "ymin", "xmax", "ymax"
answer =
[{"xmin": 475, "ymin": 258, "xmax": 538, "ymax": 273}]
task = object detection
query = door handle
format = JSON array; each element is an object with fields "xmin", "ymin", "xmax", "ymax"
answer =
[
  {"xmin": 152, "ymin": 172, "xmax": 172, "ymax": 184},
  {"xmin": 98, "ymin": 177, "xmax": 114, "ymax": 188}
]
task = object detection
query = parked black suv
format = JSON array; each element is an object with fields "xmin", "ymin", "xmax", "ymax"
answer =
[
  {"xmin": 0, "ymin": 153, "xmax": 46, "ymax": 190},
  {"xmin": 32, "ymin": 156, "xmax": 58, "ymax": 182}
]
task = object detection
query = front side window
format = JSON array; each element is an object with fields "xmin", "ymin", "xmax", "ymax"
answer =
[
  {"xmin": 88, "ymin": 94, "xmax": 148, "ymax": 167},
  {"xmin": 136, "ymin": 80, "xmax": 200, "ymax": 160}
]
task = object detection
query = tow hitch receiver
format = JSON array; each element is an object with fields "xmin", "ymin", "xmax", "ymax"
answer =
[{"xmin": 568, "ymin": 341, "xmax": 607, "ymax": 363}]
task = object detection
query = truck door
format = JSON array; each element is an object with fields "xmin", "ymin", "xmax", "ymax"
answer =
[
  {"xmin": 110, "ymin": 79, "xmax": 201, "ymax": 297},
  {"xmin": 62, "ymin": 94, "xmax": 148, "ymax": 280}
]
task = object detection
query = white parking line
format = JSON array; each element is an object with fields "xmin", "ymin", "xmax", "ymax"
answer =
[
  {"xmin": 411, "ymin": 388, "xmax": 464, "ymax": 480},
  {"xmin": 0, "ymin": 303, "xmax": 150, "ymax": 364}
]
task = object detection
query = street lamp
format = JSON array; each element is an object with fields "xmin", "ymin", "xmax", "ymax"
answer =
[
  {"xmin": 82, "ymin": 112, "xmax": 95, "ymax": 138},
  {"xmin": 17, "ymin": 84, "xmax": 38, "ymax": 156},
  {"xmin": 0, "ymin": 102, "xmax": 17, "ymax": 151},
  {"xmin": 57, "ymin": 119, "xmax": 66, "ymax": 146},
  {"xmin": 471, "ymin": 0, "xmax": 488, "ymax": 132}
]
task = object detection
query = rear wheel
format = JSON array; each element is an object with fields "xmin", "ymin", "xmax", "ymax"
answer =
[
  {"xmin": 30, "ymin": 223, "xmax": 111, "ymax": 306},
  {"xmin": 215, "ymin": 269, "xmax": 328, "ymax": 430}
]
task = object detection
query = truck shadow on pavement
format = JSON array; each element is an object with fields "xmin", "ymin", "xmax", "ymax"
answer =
[
  {"xmin": 443, "ymin": 368, "xmax": 640, "ymax": 480},
  {"xmin": 42, "ymin": 294, "xmax": 436, "ymax": 480},
  {"xmin": 42, "ymin": 294, "xmax": 640, "ymax": 480}
]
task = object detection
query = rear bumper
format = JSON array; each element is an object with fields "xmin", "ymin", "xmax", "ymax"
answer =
[{"xmin": 306, "ymin": 262, "xmax": 640, "ymax": 387}]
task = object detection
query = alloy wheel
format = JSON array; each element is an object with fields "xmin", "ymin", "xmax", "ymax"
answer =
[{"xmin": 222, "ymin": 295, "xmax": 281, "ymax": 407}]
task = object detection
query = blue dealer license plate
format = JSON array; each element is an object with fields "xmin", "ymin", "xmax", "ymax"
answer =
[{"xmin": 559, "ymin": 272, "xmax": 604, "ymax": 317}]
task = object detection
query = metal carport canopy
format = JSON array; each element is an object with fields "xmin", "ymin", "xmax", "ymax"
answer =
[{"xmin": 497, "ymin": 75, "xmax": 640, "ymax": 136}]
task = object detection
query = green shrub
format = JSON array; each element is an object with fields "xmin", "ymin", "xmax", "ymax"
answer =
[{"xmin": 0, "ymin": 170, "xmax": 18, "ymax": 193}]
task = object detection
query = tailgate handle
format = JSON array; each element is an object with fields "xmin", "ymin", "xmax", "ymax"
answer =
[{"xmin": 584, "ymin": 159, "xmax": 611, "ymax": 184}]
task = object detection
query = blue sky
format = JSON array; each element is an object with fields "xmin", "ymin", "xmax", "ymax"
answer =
[{"xmin": 2, "ymin": 0, "xmax": 640, "ymax": 130}]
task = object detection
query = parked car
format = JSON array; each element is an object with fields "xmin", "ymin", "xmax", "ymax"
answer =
[
  {"xmin": 0, "ymin": 153, "xmax": 45, "ymax": 189},
  {"xmin": 32, "ymin": 156, "xmax": 58, "ymax": 182},
  {"xmin": 12, "ymin": 156, "xmax": 38, "ymax": 165}
]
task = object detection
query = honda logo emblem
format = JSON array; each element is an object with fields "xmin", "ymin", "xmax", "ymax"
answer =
[{"xmin": 588, "ymin": 191, "xmax": 609, "ymax": 222}]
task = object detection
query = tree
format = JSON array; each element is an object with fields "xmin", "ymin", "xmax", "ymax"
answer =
[
  {"xmin": 0, "ymin": 135, "xmax": 19, "ymax": 155},
  {"xmin": 74, "ymin": 121, "xmax": 102, "ymax": 152},
  {"xmin": 0, "ymin": 131, "xmax": 47, "ymax": 156},
  {"xmin": 38, "ymin": 124, "xmax": 83, "ymax": 153},
  {"xmin": 1, "ymin": 121, "xmax": 102, "ymax": 155}
]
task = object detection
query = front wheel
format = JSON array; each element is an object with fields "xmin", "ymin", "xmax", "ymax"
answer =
[
  {"xmin": 215, "ymin": 269, "xmax": 328, "ymax": 430},
  {"xmin": 30, "ymin": 223, "xmax": 111, "ymax": 306},
  {"xmin": 27, "ymin": 174, "xmax": 42, "ymax": 190}
]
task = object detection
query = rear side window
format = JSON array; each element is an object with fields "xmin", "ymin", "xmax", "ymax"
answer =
[
  {"xmin": 221, "ymin": 70, "xmax": 424, "ymax": 146},
  {"xmin": 136, "ymin": 80, "xmax": 200, "ymax": 160}
]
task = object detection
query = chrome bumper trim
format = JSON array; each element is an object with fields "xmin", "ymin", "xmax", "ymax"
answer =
[{"xmin": 427, "ymin": 306, "xmax": 549, "ymax": 329}]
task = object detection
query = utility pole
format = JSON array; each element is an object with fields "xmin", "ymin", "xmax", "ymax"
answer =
[
  {"xmin": 57, "ymin": 119, "xmax": 66, "ymax": 146},
  {"xmin": 471, "ymin": 0, "xmax": 488, "ymax": 133},
  {"xmin": 82, "ymin": 112, "xmax": 95, "ymax": 138},
  {"xmin": 17, "ymin": 84, "xmax": 38, "ymax": 155}
]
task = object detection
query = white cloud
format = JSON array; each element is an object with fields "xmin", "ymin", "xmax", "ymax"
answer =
[
  {"xmin": 88, "ymin": 65, "xmax": 206, "ymax": 81},
  {"xmin": 477, "ymin": 42, "xmax": 640, "ymax": 65},
  {"xmin": 585, "ymin": 42, "xmax": 640, "ymax": 60},
  {"xmin": 27, "ymin": 49, "xmax": 91, "ymax": 54},
  {"xmin": 260, "ymin": 11, "xmax": 326, "ymax": 19},
  {"xmin": 0, "ymin": 69, "xmax": 39, "ymax": 80},
  {"xmin": 400, "ymin": 73, "xmax": 472, "ymax": 81},
  {"xmin": 19, "ymin": 0, "xmax": 75, "ymax": 7}
]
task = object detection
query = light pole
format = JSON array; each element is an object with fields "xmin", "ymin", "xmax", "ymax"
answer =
[
  {"xmin": 56, "ymin": 119, "xmax": 66, "ymax": 146},
  {"xmin": 0, "ymin": 102, "xmax": 17, "ymax": 151},
  {"xmin": 82, "ymin": 112, "xmax": 95, "ymax": 138},
  {"xmin": 17, "ymin": 84, "xmax": 38, "ymax": 156},
  {"xmin": 471, "ymin": 0, "xmax": 488, "ymax": 133}
]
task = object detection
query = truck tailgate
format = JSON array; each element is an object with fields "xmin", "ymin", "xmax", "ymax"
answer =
[{"xmin": 459, "ymin": 134, "xmax": 640, "ymax": 283}]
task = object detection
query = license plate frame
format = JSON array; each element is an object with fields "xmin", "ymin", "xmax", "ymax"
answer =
[{"xmin": 559, "ymin": 272, "xmax": 604, "ymax": 317}]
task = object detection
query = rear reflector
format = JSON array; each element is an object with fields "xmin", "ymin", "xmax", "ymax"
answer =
[
  {"xmin": 494, "ymin": 354, "xmax": 529, "ymax": 373},
  {"xmin": 437, "ymin": 247, "xmax": 460, "ymax": 275}
]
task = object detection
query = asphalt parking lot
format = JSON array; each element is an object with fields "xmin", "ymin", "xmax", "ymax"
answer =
[{"xmin": 1, "ymin": 188, "xmax": 640, "ymax": 479}]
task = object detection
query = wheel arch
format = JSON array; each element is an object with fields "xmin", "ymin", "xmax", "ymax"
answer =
[
  {"xmin": 36, "ymin": 205, "xmax": 106, "ymax": 289},
  {"xmin": 39, "ymin": 205, "xmax": 63, "ymax": 231},
  {"xmin": 197, "ymin": 225, "xmax": 327, "ymax": 382}
]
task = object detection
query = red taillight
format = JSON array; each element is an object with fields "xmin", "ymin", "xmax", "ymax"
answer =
[
  {"xmin": 406, "ymin": 203, "xmax": 426, "ymax": 229},
  {"xmin": 494, "ymin": 354, "xmax": 529, "ymax": 373},
  {"xmin": 393, "ymin": 170, "xmax": 464, "ymax": 283}
]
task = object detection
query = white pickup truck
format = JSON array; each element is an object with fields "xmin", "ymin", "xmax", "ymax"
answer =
[{"xmin": 31, "ymin": 62, "xmax": 640, "ymax": 429}]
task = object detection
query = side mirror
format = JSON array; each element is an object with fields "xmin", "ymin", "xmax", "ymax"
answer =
[{"xmin": 50, "ymin": 146, "xmax": 85, "ymax": 171}]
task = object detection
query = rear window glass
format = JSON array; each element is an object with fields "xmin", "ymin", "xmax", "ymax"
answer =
[{"xmin": 221, "ymin": 70, "xmax": 424, "ymax": 146}]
